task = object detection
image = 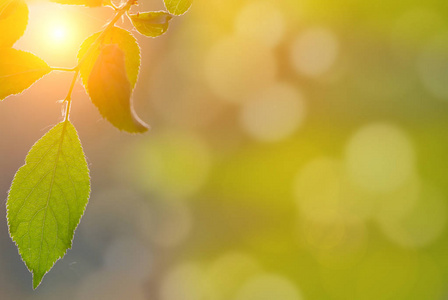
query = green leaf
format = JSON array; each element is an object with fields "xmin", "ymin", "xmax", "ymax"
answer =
[
  {"xmin": 78, "ymin": 26, "xmax": 140, "ymax": 90},
  {"xmin": 129, "ymin": 11, "xmax": 173, "ymax": 38},
  {"xmin": 87, "ymin": 44, "xmax": 149, "ymax": 133},
  {"xmin": 0, "ymin": 0, "xmax": 28, "ymax": 47},
  {"xmin": 7, "ymin": 121, "xmax": 90, "ymax": 289},
  {"xmin": 163, "ymin": 0, "xmax": 192, "ymax": 16},
  {"xmin": 50, "ymin": 0, "xmax": 109, "ymax": 7},
  {"xmin": 0, "ymin": 49, "xmax": 51, "ymax": 100}
]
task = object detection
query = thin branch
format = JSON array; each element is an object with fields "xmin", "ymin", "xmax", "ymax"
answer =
[
  {"xmin": 63, "ymin": 70, "xmax": 79, "ymax": 123},
  {"xmin": 77, "ymin": 0, "xmax": 136, "ymax": 69},
  {"xmin": 63, "ymin": 0, "xmax": 136, "ymax": 122},
  {"xmin": 51, "ymin": 67, "xmax": 76, "ymax": 72}
]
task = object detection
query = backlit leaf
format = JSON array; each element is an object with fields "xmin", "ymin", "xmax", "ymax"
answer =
[
  {"xmin": 0, "ymin": 0, "xmax": 28, "ymax": 47},
  {"xmin": 7, "ymin": 121, "xmax": 90, "ymax": 289},
  {"xmin": 164, "ymin": 0, "xmax": 192, "ymax": 16},
  {"xmin": 87, "ymin": 44, "xmax": 149, "ymax": 133},
  {"xmin": 129, "ymin": 11, "xmax": 173, "ymax": 38},
  {"xmin": 77, "ymin": 26, "xmax": 140, "ymax": 90},
  {"xmin": 0, "ymin": 49, "xmax": 51, "ymax": 100}
]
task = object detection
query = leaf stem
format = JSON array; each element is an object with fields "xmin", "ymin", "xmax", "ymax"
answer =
[
  {"xmin": 64, "ymin": 70, "xmax": 79, "ymax": 122},
  {"xmin": 77, "ymin": 0, "xmax": 136, "ymax": 69},
  {"xmin": 51, "ymin": 67, "xmax": 76, "ymax": 72},
  {"xmin": 63, "ymin": 0, "xmax": 136, "ymax": 122}
]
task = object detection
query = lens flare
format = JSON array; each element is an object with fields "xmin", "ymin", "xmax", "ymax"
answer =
[
  {"xmin": 51, "ymin": 26, "xmax": 67, "ymax": 42},
  {"xmin": 14, "ymin": 3, "xmax": 87, "ymax": 66}
]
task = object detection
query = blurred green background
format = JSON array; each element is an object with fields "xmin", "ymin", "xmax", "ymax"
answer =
[{"xmin": 2, "ymin": 0, "xmax": 448, "ymax": 299}]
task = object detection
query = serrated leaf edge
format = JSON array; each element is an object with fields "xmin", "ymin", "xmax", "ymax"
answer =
[
  {"xmin": 0, "ymin": 49, "xmax": 51, "ymax": 101},
  {"xmin": 6, "ymin": 121, "xmax": 91, "ymax": 289},
  {"xmin": 163, "ymin": 0, "xmax": 192, "ymax": 16},
  {"xmin": 0, "ymin": 0, "xmax": 29, "ymax": 47},
  {"xmin": 77, "ymin": 26, "xmax": 141, "ymax": 91},
  {"xmin": 129, "ymin": 10, "xmax": 173, "ymax": 38}
]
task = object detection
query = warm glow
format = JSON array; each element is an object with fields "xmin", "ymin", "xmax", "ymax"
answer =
[
  {"xmin": 44, "ymin": 21, "xmax": 73, "ymax": 49},
  {"xmin": 14, "ymin": 3, "xmax": 87, "ymax": 66},
  {"xmin": 51, "ymin": 26, "xmax": 67, "ymax": 42}
]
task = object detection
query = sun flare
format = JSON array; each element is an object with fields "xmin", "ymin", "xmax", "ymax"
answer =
[
  {"xmin": 14, "ymin": 2, "xmax": 90, "ymax": 66},
  {"xmin": 46, "ymin": 22, "xmax": 72, "ymax": 47},
  {"xmin": 51, "ymin": 26, "xmax": 67, "ymax": 42}
]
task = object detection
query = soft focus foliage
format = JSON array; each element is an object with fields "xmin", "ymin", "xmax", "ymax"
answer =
[{"xmin": 1, "ymin": 0, "xmax": 448, "ymax": 298}]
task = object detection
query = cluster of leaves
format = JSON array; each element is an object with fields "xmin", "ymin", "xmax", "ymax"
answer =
[{"xmin": 0, "ymin": 0, "xmax": 192, "ymax": 289}]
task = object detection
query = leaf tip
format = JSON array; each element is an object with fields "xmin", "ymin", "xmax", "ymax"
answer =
[{"xmin": 32, "ymin": 272, "xmax": 44, "ymax": 289}]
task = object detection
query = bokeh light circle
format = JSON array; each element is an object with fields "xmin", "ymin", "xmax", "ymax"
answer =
[
  {"xmin": 240, "ymin": 82, "xmax": 306, "ymax": 142},
  {"xmin": 302, "ymin": 219, "xmax": 368, "ymax": 269},
  {"xmin": 294, "ymin": 157, "xmax": 344, "ymax": 222},
  {"xmin": 290, "ymin": 27, "xmax": 339, "ymax": 78},
  {"xmin": 205, "ymin": 36, "xmax": 277, "ymax": 103},
  {"xmin": 235, "ymin": 1, "xmax": 286, "ymax": 48},
  {"xmin": 160, "ymin": 263, "xmax": 213, "ymax": 300},
  {"xmin": 377, "ymin": 183, "xmax": 447, "ymax": 248},
  {"xmin": 235, "ymin": 274, "xmax": 302, "ymax": 300},
  {"xmin": 75, "ymin": 270, "xmax": 146, "ymax": 300},
  {"xmin": 418, "ymin": 33, "xmax": 448, "ymax": 100},
  {"xmin": 123, "ymin": 131, "xmax": 212, "ymax": 198},
  {"xmin": 150, "ymin": 201, "xmax": 193, "ymax": 248},
  {"xmin": 345, "ymin": 122, "xmax": 416, "ymax": 193},
  {"xmin": 208, "ymin": 252, "xmax": 262, "ymax": 300}
]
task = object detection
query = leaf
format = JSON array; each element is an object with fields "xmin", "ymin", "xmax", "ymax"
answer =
[
  {"xmin": 163, "ymin": 0, "xmax": 192, "ymax": 16},
  {"xmin": 87, "ymin": 44, "xmax": 149, "ymax": 133},
  {"xmin": 129, "ymin": 11, "xmax": 173, "ymax": 38},
  {"xmin": 50, "ymin": 0, "xmax": 108, "ymax": 7},
  {"xmin": 77, "ymin": 27, "xmax": 147, "ymax": 132},
  {"xmin": 78, "ymin": 26, "xmax": 140, "ymax": 90},
  {"xmin": 0, "ymin": 0, "xmax": 28, "ymax": 47},
  {"xmin": 7, "ymin": 121, "xmax": 90, "ymax": 289},
  {"xmin": 0, "ymin": 49, "xmax": 51, "ymax": 100}
]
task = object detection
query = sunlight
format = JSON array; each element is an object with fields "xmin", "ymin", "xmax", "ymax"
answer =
[
  {"xmin": 14, "ymin": 3, "xmax": 89, "ymax": 66},
  {"xmin": 45, "ymin": 21, "xmax": 73, "ymax": 48},
  {"xmin": 51, "ymin": 26, "xmax": 67, "ymax": 43}
]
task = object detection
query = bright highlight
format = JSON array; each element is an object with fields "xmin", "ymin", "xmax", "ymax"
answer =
[
  {"xmin": 14, "ymin": 3, "xmax": 85, "ymax": 66},
  {"xmin": 51, "ymin": 26, "xmax": 67, "ymax": 42}
]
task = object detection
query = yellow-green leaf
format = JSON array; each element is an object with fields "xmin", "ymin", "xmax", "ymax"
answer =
[
  {"xmin": 7, "ymin": 121, "xmax": 90, "ymax": 289},
  {"xmin": 0, "ymin": 49, "xmax": 51, "ymax": 100},
  {"xmin": 50, "ymin": 0, "xmax": 108, "ymax": 7},
  {"xmin": 129, "ymin": 11, "xmax": 173, "ymax": 38},
  {"xmin": 163, "ymin": 0, "xmax": 192, "ymax": 16},
  {"xmin": 0, "ymin": 0, "xmax": 28, "ymax": 47},
  {"xmin": 87, "ymin": 44, "xmax": 149, "ymax": 133},
  {"xmin": 77, "ymin": 26, "xmax": 140, "ymax": 90}
]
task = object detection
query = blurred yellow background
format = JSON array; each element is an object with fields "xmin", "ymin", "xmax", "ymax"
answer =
[{"xmin": 1, "ymin": 0, "xmax": 448, "ymax": 299}]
